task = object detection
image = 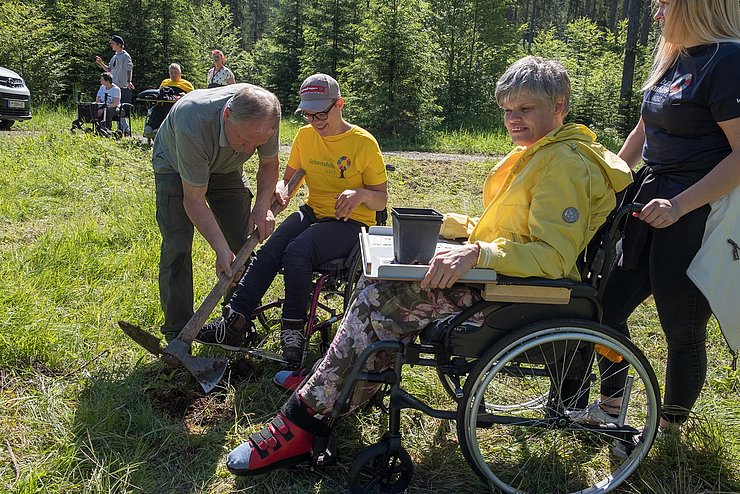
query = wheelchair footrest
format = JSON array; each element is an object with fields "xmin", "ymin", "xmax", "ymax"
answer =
[
  {"xmin": 311, "ymin": 433, "xmax": 338, "ymax": 470},
  {"xmin": 239, "ymin": 347, "xmax": 288, "ymax": 365}
]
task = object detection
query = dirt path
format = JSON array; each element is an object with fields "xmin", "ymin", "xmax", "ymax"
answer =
[
  {"xmin": 1, "ymin": 131, "xmax": 494, "ymax": 162},
  {"xmin": 278, "ymin": 145, "xmax": 493, "ymax": 162}
]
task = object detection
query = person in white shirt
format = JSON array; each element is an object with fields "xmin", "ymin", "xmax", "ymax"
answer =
[{"xmin": 95, "ymin": 72, "xmax": 121, "ymax": 130}]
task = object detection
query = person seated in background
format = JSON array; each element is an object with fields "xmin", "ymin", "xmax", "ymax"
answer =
[
  {"xmin": 143, "ymin": 63, "xmax": 195, "ymax": 139},
  {"xmin": 159, "ymin": 63, "xmax": 195, "ymax": 93},
  {"xmin": 95, "ymin": 72, "xmax": 120, "ymax": 130},
  {"xmin": 221, "ymin": 56, "xmax": 633, "ymax": 477},
  {"xmin": 195, "ymin": 73, "xmax": 388, "ymax": 366}
]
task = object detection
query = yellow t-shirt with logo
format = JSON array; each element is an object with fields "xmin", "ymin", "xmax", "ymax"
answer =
[{"xmin": 287, "ymin": 125, "xmax": 387, "ymax": 226}]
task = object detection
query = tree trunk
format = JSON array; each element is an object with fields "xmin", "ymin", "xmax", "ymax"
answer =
[
  {"xmin": 528, "ymin": 0, "xmax": 538, "ymax": 50},
  {"xmin": 608, "ymin": 0, "xmax": 618, "ymax": 29},
  {"xmin": 639, "ymin": 0, "xmax": 652, "ymax": 46},
  {"xmin": 618, "ymin": 0, "xmax": 642, "ymax": 135},
  {"xmin": 332, "ymin": 0, "xmax": 339, "ymax": 75}
]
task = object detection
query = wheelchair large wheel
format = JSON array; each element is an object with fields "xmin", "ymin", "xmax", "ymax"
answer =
[
  {"xmin": 347, "ymin": 441, "xmax": 413, "ymax": 494},
  {"xmin": 457, "ymin": 319, "xmax": 660, "ymax": 494}
]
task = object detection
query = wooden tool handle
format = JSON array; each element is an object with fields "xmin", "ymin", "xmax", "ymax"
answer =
[{"xmin": 176, "ymin": 169, "xmax": 305, "ymax": 344}]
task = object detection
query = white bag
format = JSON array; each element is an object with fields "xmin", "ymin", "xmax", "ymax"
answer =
[{"xmin": 687, "ymin": 186, "xmax": 740, "ymax": 352}]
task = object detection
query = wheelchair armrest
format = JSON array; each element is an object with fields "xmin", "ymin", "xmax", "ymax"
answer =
[
  {"xmin": 483, "ymin": 275, "xmax": 594, "ymax": 305},
  {"xmin": 494, "ymin": 275, "xmax": 581, "ymax": 289}
]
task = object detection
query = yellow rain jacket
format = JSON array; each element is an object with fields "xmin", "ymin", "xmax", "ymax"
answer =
[{"xmin": 441, "ymin": 123, "xmax": 633, "ymax": 280}]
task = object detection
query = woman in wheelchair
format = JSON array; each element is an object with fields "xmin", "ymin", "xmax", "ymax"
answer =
[
  {"xmin": 142, "ymin": 63, "xmax": 195, "ymax": 139},
  {"xmin": 95, "ymin": 72, "xmax": 121, "ymax": 131},
  {"xmin": 224, "ymin": 56, "xmax": 634, "ymax": 478},
  {"xmin": 195, "ymin": 73, "xmax": 388, "ymax": 366}
]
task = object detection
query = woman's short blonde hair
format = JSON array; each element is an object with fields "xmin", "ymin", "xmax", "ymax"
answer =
[
  {"xmin": 495, "ymin": 56, "xmax": 571, "ymax": 113},
  {"xmin": 645, "ymin": 0, "xmax": 740, "ymax": 89}
]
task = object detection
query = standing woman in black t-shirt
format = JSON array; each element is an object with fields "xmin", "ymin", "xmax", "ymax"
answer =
[{"xmin": 573, "ymin": 0, "xmax": 740, "ymax": 432}]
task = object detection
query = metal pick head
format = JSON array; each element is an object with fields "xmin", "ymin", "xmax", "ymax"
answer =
[{"xmin": 162, "ymin": 339, "xmax": 228, "ymax": 393}]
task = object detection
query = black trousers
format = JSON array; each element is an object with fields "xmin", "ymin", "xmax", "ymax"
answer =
[
  {"xmin": 155, "ymin": 171, "xmax": 252, "ymax": 336},
  {"xmin": 599, "ymin": 204, "xmax": 712, "ymax": 423},
  {"xmin": 229, "ymin": 206, "xmax": 363, "ymax": 321}
]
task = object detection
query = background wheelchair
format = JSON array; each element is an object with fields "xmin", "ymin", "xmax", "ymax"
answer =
[
  {"xmin": 71, "ymin": 99, "xmax": 133, "ymax": 139},
  {"xmin": 234, "ymin": 209, "xmax": 388, "ymax": 370},
  {"xmin": 137, "ymin": 86, "xmax": 186, "ymax": 143},
  {"xmin": 321, "ymin": 203, "xmax": 661, "ymax": 494}
]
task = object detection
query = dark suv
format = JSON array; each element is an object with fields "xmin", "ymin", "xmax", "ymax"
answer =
[{"xmin": 0, "ymin": 66, "xmax": 32, "ymax": 130}]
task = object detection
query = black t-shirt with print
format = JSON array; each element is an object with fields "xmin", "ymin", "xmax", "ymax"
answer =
[{"xmin": 642, "ymin": 42, "xmax": 740, "ymax": 173}]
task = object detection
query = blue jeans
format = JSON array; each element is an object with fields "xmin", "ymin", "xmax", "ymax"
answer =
[
  {"xmin": 155, "ymin": 171, "xmax": 252, "ymax": 336},
  {"xmin": 229, "ymin": 205, "xmax": 363, "ymax": 321},
  {"xmin": 599, "ymin": 205, "xmax": 711, "ymax": 423}
]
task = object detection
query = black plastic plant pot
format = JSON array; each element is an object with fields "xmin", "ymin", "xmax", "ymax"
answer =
[{"xmin": 391, "ymin": 207, "xmax": 443, "ymax": 265}]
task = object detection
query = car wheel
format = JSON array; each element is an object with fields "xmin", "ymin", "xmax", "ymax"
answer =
[{"xmin": 0, "ymin": 120, "xmax": 14, "ymax": 131}]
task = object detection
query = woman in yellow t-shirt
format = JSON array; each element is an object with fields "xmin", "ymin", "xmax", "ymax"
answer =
[{"xmin": 195, "ymin": 73, "xmax": 388, "ymax": 366}]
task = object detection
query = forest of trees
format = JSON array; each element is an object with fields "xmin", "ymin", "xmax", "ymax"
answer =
[{"xmin": 0, "ymin": 0, "xmax": 658, "ymax": 138}]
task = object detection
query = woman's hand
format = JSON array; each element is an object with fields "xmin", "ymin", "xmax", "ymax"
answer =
[
  {"xmin": 274, "ymin": 180, "xmax": 289, "ymax": 209},
  {"xmin": 334, "ymin": 189, "xmax": 364, "ymax": 221},
  {"xmin": 420, "ymin": 244, "xmax": 480, "ymax": 289},
  {"xmin": 636, "ymin": 198, "xmax": 684, "ymax": 228}
]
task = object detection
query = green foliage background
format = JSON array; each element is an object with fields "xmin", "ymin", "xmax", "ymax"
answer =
[{"xmin": 1, "ymin": 0, "xmax": 656, "ymax": 139}]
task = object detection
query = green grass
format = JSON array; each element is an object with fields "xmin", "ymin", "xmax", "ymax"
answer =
[
  {"xmin": 15, "ymin": 104, "xmax": 516, "ymax": 155},
  {"xmin": 1, "ymin": 109, "xmax": 738, "ymax": 493}
]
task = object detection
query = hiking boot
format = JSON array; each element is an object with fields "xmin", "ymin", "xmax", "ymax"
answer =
[
  {"xmin": 280, "ymin": 318, "xmax": 305, "ymax": 366},
  {"xmin": 567, "ymin": 399, "xmax": 620, "ymax": 426},
  {"xmin": 273, "ymin": 368, "xmax": 310, "ymax": 392},
  {"xmin": 194, "ymin": 306, "xmax": 249, "ymax": 351},
  {"xmin": 227, "ymin": 395, "xmax": 330, "ymax": 476}
]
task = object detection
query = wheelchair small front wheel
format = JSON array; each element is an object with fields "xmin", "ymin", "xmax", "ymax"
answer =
[{"xmin": 347, "ymin": 441, "xmax": 413, "ymax": 494}]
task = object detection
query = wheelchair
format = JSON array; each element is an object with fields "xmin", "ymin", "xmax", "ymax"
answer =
[
  {"xmin": 71, "ymin": 100, "xmax": 133, "ymax": 139},
  {"xmin": 236, "ymin": 209, "xmax": 388, "ymax": 369},
  {"xmin": 137, "ymin": 86, "xmax": 186, "ymax": 143},
  {"xmin": 323, "ymin": 203, "xmax": 661, "ymax": 494}
]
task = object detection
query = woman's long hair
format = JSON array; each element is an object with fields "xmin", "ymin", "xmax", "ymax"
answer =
[{"xmin": 644, "ymin": 0, "xmax": 740, "ymax": 89}]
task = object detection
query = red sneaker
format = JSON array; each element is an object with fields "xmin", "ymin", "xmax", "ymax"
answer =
[
  {"xmin": 273, "ymin": 368, "xmax": 309, "ymax": 392},
  {"xmin": 226, "ymin": 412, "xmax": 314, "ymax": 475}
]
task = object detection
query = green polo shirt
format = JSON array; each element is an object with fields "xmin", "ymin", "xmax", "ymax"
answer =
[{"xmin": 152, "ymin": 84, "xmax": 279, "ymax": 187}]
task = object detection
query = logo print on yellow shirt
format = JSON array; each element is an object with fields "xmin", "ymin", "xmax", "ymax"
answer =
[{"xmin": 337, "ymin": 156, "xmax": 351, "ymax": 178}]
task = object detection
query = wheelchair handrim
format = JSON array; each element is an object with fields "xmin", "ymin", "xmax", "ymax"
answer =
[{"xmin": 463, "ymin": 323, "xmax": 660, "ymax": 494}]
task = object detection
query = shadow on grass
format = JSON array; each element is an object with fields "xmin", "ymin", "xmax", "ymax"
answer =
[
  {"xmin": 408, "ymin": 418, "xmax": 487, "ymax": 493},
  {"xmin": 72, "ymin": 355, "xmax": 262, "ymax": 492},
  {"xmin": 621, "ymin": 415, "xmax": 740, "ymax": 494}
]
